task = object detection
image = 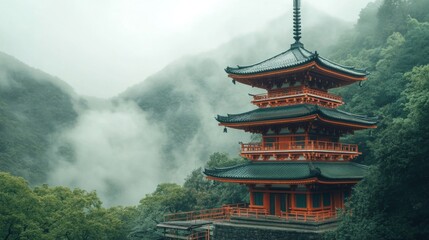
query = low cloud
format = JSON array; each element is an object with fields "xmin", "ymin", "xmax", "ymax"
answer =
[{"xmin": 48, "ymin": 100, "xmax": 165, "ymax": 206}]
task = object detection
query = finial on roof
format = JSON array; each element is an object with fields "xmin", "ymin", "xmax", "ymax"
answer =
[{"xmin": 291, "ymin": 0, "xmax": 304, "ymax": 48}]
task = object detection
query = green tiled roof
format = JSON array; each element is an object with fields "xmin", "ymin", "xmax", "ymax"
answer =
[
  {"xmin": 204, "ymin": 162, "xmax": 368, "ymax": 181},
  {"xmin": 216, "ymin": 104, "xmax": 377, "ymax": 126},
  {"xmin": 225, "ymin": 47, "xmax": 368, "ymax": 77}
]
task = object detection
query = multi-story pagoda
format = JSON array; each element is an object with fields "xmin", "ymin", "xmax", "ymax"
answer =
[{"xmin": 204, "ymin": 0, "xmax": 377, "ymax": 220}]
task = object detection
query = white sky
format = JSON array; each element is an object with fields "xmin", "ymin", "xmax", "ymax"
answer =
[{"xmin": 0, "ymin": 0, "xmax": 374, "ymax": 98}]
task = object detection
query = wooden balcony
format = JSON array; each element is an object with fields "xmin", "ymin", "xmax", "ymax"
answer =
[
  {"xmin": 164, "ymin": 203, "xmax": 246, "ymax": 222},
  {"xmin": 240, "ymin": 140, "xmax": 359, "ymax": 161},
  {"xmin": 163, "ymin": 205, "xmax": 336, "ymax": 224},
  {"xmin": 251, "ymin": 87, "xmax": 343, "ymax": 108}
]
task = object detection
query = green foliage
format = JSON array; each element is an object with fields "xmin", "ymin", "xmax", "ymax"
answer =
[
  {"xmin": 322, "ymin": 1, "xmax": 429, "ymax": 239},
  {"xmin": 0, "ymin": 172, "xmax": 136, "ymax": 240},
  {"xmin": 184, "ymin": 153, "xmax": 248, "ymax": 209},
  {"xmin": 377, "ymin": 0, "xmax": 409, "ymax": 39},
  {"xmin": 0, "ymin": 172, "xmax": 42, "ymax": 239},
  {"xmin": 333, "ymin": 31, "xmax": 429, "ymax": 240},
  {"xmin": 130, "ymin": 183, "xmax": 195, "ymax": 239},
  {"xmin": 205, "ymin": 152, "xmax": 247, "ymax": 169},
  {"xmin": 331, "ymin": 65, "xmax": 429, "ymax": 240},
  {"xmin": 328, "ymin": 0, "xmax": 429, "ymax": 166}
]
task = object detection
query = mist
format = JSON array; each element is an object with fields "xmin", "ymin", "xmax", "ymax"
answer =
[
  {"xmin": 47, "ymin": 101, "xmax": 165, "ymax": 206},
  {"xmin": 47, "ymin": 93, "xmax": 246, "ymax": 206}
]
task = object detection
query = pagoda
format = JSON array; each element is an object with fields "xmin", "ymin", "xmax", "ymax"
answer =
[{"xmin": 204, "ymin": 0, "xmax": 377, "ymax": 220}]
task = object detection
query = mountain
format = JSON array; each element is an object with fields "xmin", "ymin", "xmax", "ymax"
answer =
[{"xmin": 0, "ymin": 51, "xmax": 79, "ymax": 184}]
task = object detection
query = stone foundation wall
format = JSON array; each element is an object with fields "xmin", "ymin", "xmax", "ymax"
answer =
[{"xmin": 213, "ymin": 222, "xmax": 323, "ymax": 240}]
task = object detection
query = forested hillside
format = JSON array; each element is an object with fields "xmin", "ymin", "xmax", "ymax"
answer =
[
  {"xmin": 0, "ymin": 52, "xmax": 79, "ymax": 184},
  {"xmin": 324, "ymin": 0, "xmax": 429, "ymax": 239}
]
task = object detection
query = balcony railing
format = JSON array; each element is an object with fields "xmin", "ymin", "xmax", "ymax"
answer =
[
  {"xmin": 241, "ymin": 140, "xmax": 358, "ymax": 153},
  {"xmin": 281, "ymin": 210, "xmax": 336, "ymax": 222},
  {"xmin": 240, "ymin": 140, "xmax": 360, "ymax": 161},
  {"xmin": 252, "ymin": 87, "xmax": 343, "ymax": 102},
  {"xmin": 164, "ymin": 203, "xmax": 246, "ymax": 222},
  {"xmin": 163, "ymin": 205, "xmax": 336, "ymax": 224},
  {"xmin": 229, "ymin": 208, "xmax": 268, "ymax": 219}
]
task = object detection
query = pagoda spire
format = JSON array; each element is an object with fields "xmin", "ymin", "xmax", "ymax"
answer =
[{"xmin": 291, "ymin": 0, "xmax": 304, "ymax": 48}]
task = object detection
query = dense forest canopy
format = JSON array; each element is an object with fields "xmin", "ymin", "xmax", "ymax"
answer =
[{"xmin": 1, "ymin": 0, "xmax": 429, "ymax": 239}]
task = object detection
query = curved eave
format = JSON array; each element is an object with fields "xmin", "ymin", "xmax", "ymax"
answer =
[
  {"xmin": 227, "ymin": 61, "xmax": 367, "ymax": 82},
  {"xmin": 316, "ymin": 56, "xmax": 369, "ymax": 78},
  {"xmin": 217, "ymin": 114, "xmax": 377, "ymax": 130},
  {"xmin": 204, "ymin": 162, "xmax": 368, "ymax": 185},
  {"xmin": 205, "ymin": 176, "xmax": 361, "ymax": 185},
  {"xmin": 225, "ymin": 57, "xmax": 369, "ymax": 81}
]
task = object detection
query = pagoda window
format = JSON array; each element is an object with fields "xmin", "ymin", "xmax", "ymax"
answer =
[
  {"xmin": 294, "ymin": 136, "xmax": 305, "ymax": 149},
  {"xmin": 264, "ymin": 137, "xmax": 277, "ymax": 148},
  {"xmin": 323, "ymin": 192, "xmax": 331, "ymax": 207},
  {"xmin": 294, "ymin": 135, "xmax": 305, "ymax": 142},
  {"xmin": 312, "ymin": 193, "xmax": 321, "ymax": 208},
  {"xmin": 295, "ymin": 194, "xmax": 307, "ymax": 208},
  {"xmin": 253, "ymin": 192, "xmax": 264, "ymax": 206}
]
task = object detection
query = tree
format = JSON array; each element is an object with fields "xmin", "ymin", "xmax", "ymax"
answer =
[
  {"xmin": 130, "ymin": 183, "xmax": 195, "ymax": 240},
  {"xmin": 205, "ymin": 152, "xmax": 246, "ymax": 169},
  {"xmin": 0, "ymin": 172, "xmax": 43, "ymax": 240},
  {"xmin": 0, "ymin": 172, "xmax": 136, "ymax": 240},
  {"xmin": 34, "ymin": 185, "xmax": 137, "ymax": 240}
]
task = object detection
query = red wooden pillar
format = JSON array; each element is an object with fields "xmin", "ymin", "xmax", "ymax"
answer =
[
  {"xmin": 290, "ymin": 185, "xmax": 296, "ymax": 211},
  {"xmin": 291, "ymin": 192, "xmax": 295, "ymax": 211},
  {"xmin": 275, "ymin": 194, "xmax": 281, "ymax": 216},
  {"xmin": 248, "ymin": 184, "xmax": 255, "ymax": 207},
  {"xmin": 306, "ymin": 186, "xmax": 312, "ymax": 213},
  {"xmin": 264, "ymin": 192, "xmax": 270, "ymax": 212}
]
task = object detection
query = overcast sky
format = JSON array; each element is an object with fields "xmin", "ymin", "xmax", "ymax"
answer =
[{"xmin": 0, "ymin": 0, "xmax": 374, "ymax": 98}]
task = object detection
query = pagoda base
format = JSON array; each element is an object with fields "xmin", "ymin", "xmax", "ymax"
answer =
[{"xmin": 214, "ymin": 216, "xmax": 338, "ymax": 240}]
